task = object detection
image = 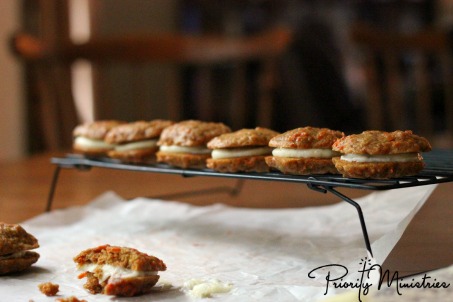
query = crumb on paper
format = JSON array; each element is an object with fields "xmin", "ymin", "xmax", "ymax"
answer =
[
  {"xmin": 38, "ymin": 282, "xmax": 59, "ymax": 296},
  {"xmin": 156, "ymin": 279, "xmax": 174, "ymax": 291},
  {"xmin": 183, "ymin": 279, "xmax": 233, "ymax": 298},
  {"xmin": 55, "ymin": 296, "xmax": 87, "ymax": 302}
]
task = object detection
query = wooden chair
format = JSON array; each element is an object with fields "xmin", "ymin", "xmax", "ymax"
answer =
[
  {"xmin": 350, "ymin": 22, "xmax": 453, "ymax": 147},
  {"xmin": 11, "ymin": 27, "xmax": 292, "ymax": 151}
]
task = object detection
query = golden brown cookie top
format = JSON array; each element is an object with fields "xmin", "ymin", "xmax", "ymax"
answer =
[
  {"xmin": 73, "ymin": 244, "xmax": 166, "ymax": 272},
  {"xmin": 0, "ymin": 222, "xmax": 39, "ymax": 255},
  {"xmin": 104, "ymin": 120, "xmax": 174, "ymax": 144},
  {"xmin": 158, "ymin": 120, "xmax": 231, "ymax": 147},
  {"xmin": 332, "ymin": 130, "xmax": 432, "ymax": 155},
  {"xmin": 269, "ymin": 127, "xmax": 344, "ymax": 149},
  {"xmin": 207, "ymin": 127, "xmax": 279, "ymax": 149},
  {"xmin": 73, "ymin": 120, "xmax": 126, "ymax": 140}
]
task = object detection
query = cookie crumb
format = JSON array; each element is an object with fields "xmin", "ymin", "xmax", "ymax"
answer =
[
  {"xmin": 38, "ymin": 282, "xmax": 59, "ymax": 296},
  {"xmin": 55, "ymin": 296, "xmax": 87, "ymax": 302}
]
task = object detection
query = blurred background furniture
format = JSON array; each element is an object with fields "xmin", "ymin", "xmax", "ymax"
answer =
[
  {"xmin": 10, "ymin": 0, "xmax": 452, "ymax": 157},
  {"xmin": 350, "ymin": 22, "xmax": 453, "ymax": 147},
  {"xmin": 11, "ymin": 0, "xmax": 293, "ymax": 153},
  {"xmin": 11, "ymin": 28, "xmax": 292, "ymax": 151}
]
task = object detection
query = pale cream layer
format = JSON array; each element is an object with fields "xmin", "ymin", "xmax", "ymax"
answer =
[
  {"xmin": 159, "ymin": 145, "xmax": 211, "ymax": 155},
  {"xmin": 211, "ymin": 147, "xmax": 273, "ymax": 159},
  {"xmin": 340, "ymin": 153, "xmax": 422, "ymax": 163},
  {"xmin": 184, "ymin": 279, "xmax": 233, "ymax": 298},
  {"xmin": 78, "ymin": 263, "xmax": 157, "ymax": 283},
  {"xmin": 74, "ymin": 136, "xmax": 116, "ymax": 150},
  {"xmin": 0, "ymin": 251, "xmax": 27, "ymax": 260},
  {"xmin": 272, "ymin": 148, "xmax": 340, "ymax": 158},
  {"xmin": 114, "ymin": 139, "xmax": 158, "ymax": 152}
]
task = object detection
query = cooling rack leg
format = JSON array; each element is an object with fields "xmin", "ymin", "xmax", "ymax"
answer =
[
  {"xmin": 323, "ymin": 186, "xmax": 373, "ymax": 257},
  {"xmin": 45, "ymin": 165, "xmax": 61, "ymax": 212},
  {"xmin": 230, "ymin": 178, "xmax": 245, "ymax": 196}
]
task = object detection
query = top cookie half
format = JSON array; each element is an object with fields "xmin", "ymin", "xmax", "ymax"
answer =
[
  {"xmin": 104, "ymin": 120, "xmax": 174, "ymax": 144},
  {"xmin": 73, "ymin": 244, "xmax": 166, "ymax": 272},
  {"xmin": 332, "ymin": 130, "xmax": 432, "ymax": 155},
  {"xmin": 73, "ymin": 120, "xmax": 126, "ymax": 140},
  {"xmin": 0, "ymin": 223, "xmax": 39, "ymax": 255},
  {"xmin": 207, "ymin": 127, "xmax": 279, "ymax": 149},
  {"xmin": 269, "ymin": 127, "xmax": 344, "ymax": 149},
  {"xmin": 158, "ymin": 120, "xmax": 231, "ymax": 147}
]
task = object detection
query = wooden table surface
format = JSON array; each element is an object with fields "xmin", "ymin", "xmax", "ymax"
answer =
[{"xmin": 1, "ymin": 152, "xmax": 453, "ymax": 277}]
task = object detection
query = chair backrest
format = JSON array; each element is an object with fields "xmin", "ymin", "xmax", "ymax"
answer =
[
  {"xmin": 350, "ymin": 22, "xmax": 453, "ymax": 148},
  {"xmin": 11, "ymin": 27, "xmax": 292, "ymax": 151}
]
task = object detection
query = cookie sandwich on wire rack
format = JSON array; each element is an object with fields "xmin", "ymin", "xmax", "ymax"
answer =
[
  {"xmin": 156, "ymin": 120, "xmax": 231, "ymax": 169},
  {"xmin": 207, "ymin": 127, "xmax": 279, "ymax": 173},
  {"xmin": 265, "ymin": 126, "xmax": 344, "ymax": 175},
  {"xmin": 332, "ymin": 130, "xmax": 432, "ymax": 179}
]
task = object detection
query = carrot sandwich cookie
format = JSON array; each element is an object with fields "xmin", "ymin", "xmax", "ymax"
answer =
[
  {"xmin": 206, "ymin": 127, "xmax": 279, "ymax": 173},
  {"xmin": 156, "ymin": 120, "xmax": 231, "ymax": 169},
  {"xmin": 104, "ymin": 120, "xmax": 174, "ymax": 163},
  {"xmin": 0, "ymin": 222, "xmax": 40, "ymax": 275},
  {"xmin": 332, "ymin": 130, "xmax": 432, "ymax": 179},
  {"xmin": 265, "ymin": 126, "xmax": 344, "ymax": 175},
  {"xmin": 73, "ymin": 120, "xmax": 125, "ymax": 156},
  {"xmin": 74, "ymin": 245, "xmax": 166, "ymax": 297}
]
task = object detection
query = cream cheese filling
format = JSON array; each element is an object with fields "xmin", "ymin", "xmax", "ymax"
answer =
[
  {"xmin": 159, "ymin": 145, "xmax": 211, "ymax": 155},
  {"xmin": 0, "ymin": 251, "xmax": 27, "ymax": 260},
  {"xmin": 78, "ymin": 263, "xmax": 157, "ymax": 283},
  {"xmin": 211, "ymin": 147, "xmax": 273, "ymax": 159},
  {"xmin": 114, "ymin": 139, "xmax": 158, "ymax": 152},
  {"xmin": 340, "ymin": 153, "xmax": 422, "ymax": 163},
  {"xmin": 183, "ymin": 279, "xmax": 233, "ymax": 298},
  {"xmin": 74, "ymin": 136, "xmax": 116, "ymax": 150},
  {"xmin": 272, "ymin": 148, "xmax": 340, "ymax": 158}
]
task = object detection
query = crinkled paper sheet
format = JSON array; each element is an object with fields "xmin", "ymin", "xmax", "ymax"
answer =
[{"xmin": 2, "ymin": 184, "xmax": 449, "ymax": 301}]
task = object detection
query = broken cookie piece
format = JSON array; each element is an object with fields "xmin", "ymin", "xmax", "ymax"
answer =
[
  {"xmin": 0, "ymin": 222, "xmax": 40, "ymax": 275},
  {"xmin": 74, "ymin": 244, "xmax": 166, "ymax": 297}
]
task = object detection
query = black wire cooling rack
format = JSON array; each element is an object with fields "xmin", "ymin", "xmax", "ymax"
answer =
[{"xmin": 48, "ymin": 150, "xmax": 453, "ymax": 256}]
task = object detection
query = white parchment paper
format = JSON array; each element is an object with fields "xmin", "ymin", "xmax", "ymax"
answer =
[{"xmin": 1, "ymin": 184, "xmax": 446, "ymax": 302}]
